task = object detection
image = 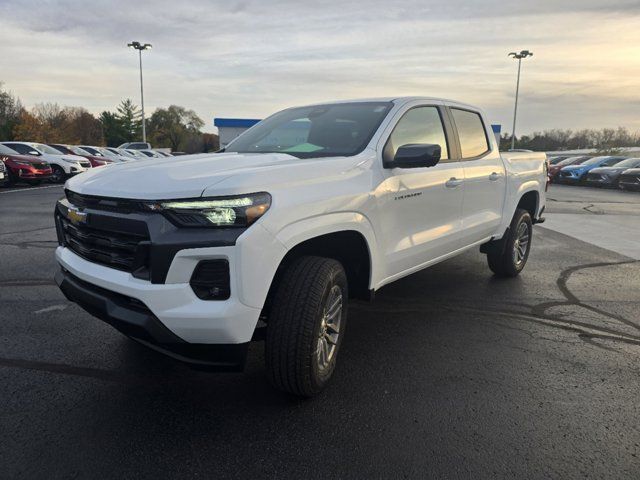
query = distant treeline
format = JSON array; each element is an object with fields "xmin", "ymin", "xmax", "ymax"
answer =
[
  {"xmin": 500, "ymin": 127, "xmax": 640, "ymax": 153},
  {"xmin": 0, "ymin": 82, "xmax": 218, "ymax": 153}
]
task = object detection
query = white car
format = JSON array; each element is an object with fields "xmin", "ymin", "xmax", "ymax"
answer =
[
  {"xmin": 139, "ymin": 149, "xmax": 164, "ymax": 158},
  {"xmin": 80, "ymin": 146, "xmax": 130, "ymax": 163},
  {"xmin": 2, "ymin": 141, "xmax": 91, "ymax": 183},
  {"xmin": 54, "ymin": 97, "xmax": 547, "ymax": 396}
]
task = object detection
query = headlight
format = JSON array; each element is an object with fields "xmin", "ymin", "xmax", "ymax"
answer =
[
  {"xmin": 14, "ymin": 161, "xmax": 33, "ymax": 166},
  {"xmin": 145, "ymin": 192, "xmax": 271, "ymax": 228},
  {"xmin": 61, "ymin": 158, "xmax": 80, "ymax": 163}
]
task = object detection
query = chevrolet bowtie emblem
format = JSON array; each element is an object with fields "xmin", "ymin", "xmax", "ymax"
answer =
[{"xmin": 67, "ymin": 207, "xmax": 88, "ymax": 225}]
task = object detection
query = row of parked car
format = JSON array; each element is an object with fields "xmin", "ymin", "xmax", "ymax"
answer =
[
  {"xmin": 0, "ymin": 141, "xmax": 172, "ymax": 187},
  {"xmin": 547, "ymin": 155, "xmax": 640, "ymax": 190}
]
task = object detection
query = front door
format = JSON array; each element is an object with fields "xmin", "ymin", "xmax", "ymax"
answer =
[{"xmin": 375, "ymin": 105, "xmax": 465, "ymax": 279}]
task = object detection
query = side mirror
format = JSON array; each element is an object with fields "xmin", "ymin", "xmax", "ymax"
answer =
[
  {"xmin": 29, "ymin": 150, "xmax": 41, "ymax": 156},
  {"xmin": 387, "ymin": 144, "xmax": 441, "ymax": 169}
]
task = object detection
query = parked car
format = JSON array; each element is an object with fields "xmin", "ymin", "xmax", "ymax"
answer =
[
  {"xmin": 557, "ymin": 156, "xmax": 627, "ymax": 184},
  {"xmin": 548, "ymin": 156, "xmax": 569, "ymax": 165},
  {"xmin": 117, "ymin": 142, "xmax": 151, "ymax": 150},
  {"xmin": 1, "ymin": 141, "xmax": 91, "ymax": 183},
  {"xmin": 618, "ymin": 168, "xmax": 640, "ymax": 191},
  {"xmin": 0, "ymin": 144, "xmax": 53, "ymax": 186},
  {"xmin": 548, "ymin": 155, "xmax": 592, "ymax": 182},
  {"xmin": 138, "ymin": 149, "xmax": 164, "ymax": 158},
  {"xmin": 101, "ymin": 147, "xmax": 134, "ymax": 161},
  {"xmin": 81, "ymin": 146, "xmax": 130, "ymax": 162},
  {"xmin": 54, "ymin": 97, "xmax": 547, "ymax": 397},
  {"xmin": 49, "ymin": 144, "xmax": 112, "ymax": 168},
  {"xmin": 125, "ymin": 149, "xmax": 151, "ymax": 160},
  {"xmin": 585, "ymin": 158, "xmax": 640, "ymax": 188}
]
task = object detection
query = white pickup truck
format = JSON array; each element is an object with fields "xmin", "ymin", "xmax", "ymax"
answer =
[{"xmin": 54, "ymin": 97, "xmax": 547, "ymax": 396}]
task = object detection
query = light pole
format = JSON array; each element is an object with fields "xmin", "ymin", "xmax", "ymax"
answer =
[
  {"xmin": 508, "ymin": 49, "xmax": 533, "ymax": 150},
  {"xmin": 127, "ymin": 41, "xmax": 152, "ymax": 143}
]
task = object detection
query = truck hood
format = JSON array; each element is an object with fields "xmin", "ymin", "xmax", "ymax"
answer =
[{"xmin": 65, "ymin": 152, "xmax": 363, "ymax": 199}]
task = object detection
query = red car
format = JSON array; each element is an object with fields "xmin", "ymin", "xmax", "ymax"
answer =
[
  {"xmin": 49, "ymin": 144, "xmax": 113, "ymax": 168},
  {"xmin": 0, "ymin": 144, "xmax": 53, "ymax": 186}
]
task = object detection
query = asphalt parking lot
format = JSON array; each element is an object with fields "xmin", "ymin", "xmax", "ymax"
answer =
[{"xmin": 1, "ymin": 184, "xmax": 639, "ymax": 479}]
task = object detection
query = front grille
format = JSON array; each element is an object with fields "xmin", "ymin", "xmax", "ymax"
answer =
[
  {"xmin": 58, "ymin": 214, "xmax": 150, "ymax": 273},
  {"xmin": 65, "ymin": 190, "xmax": 145, "ymax": 213},
  {"xmin": 33, "ymin": 162, "xmax": 50, "ymax": 170}
]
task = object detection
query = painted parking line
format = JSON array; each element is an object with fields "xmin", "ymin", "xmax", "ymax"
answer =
[{"xmin": 0, "ymin": 185, "xmax": 63, "ymax": 194}]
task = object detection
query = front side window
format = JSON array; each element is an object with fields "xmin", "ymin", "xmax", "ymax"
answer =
[
  {"xmin": 451, "ymin": 108, "xmax": 490, "ymax": 159},
  {"xmin": 383, "ymin": 106, "xmax": 449, "ymax": 163},
  {"xmin": 226, "ymin": 102, "xmax": 393, "ymax": 158}
]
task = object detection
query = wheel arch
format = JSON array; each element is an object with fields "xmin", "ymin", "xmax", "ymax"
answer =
[{"xmin": 261, "ymin": 214, "xmax": 379, "ymax": 320}]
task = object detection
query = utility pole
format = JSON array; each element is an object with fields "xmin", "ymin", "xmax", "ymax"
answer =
[
  {"xmin": 508, "ymin": 50, "xmax": 533, "ymax": 150},
  {"xmin": 127, "ymin": 41, "xmax": 152, "ymax": 143}
]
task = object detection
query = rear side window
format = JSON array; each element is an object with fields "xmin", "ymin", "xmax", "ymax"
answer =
[
  {"xmin": 4, "ymin": 143, "xmax": 32, "ymax": 155},
  {"xmin": 384, "ymin": 106, "xmax": 449, "ymax": 163},
  {"xmin": 451, "ymin": 108, "xmax": 490, "ymax": 159}
]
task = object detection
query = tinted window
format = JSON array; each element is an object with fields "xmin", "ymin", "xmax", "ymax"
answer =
[
  {"xmin": 4, "ymin": 143, "xmax": 33, "ymax": 155},
  {"xmin": 451, "ymin": 108, "xmax": 490, "ymax": 158},
  {"xmin": 614, "ymin": 158, "xmax": 640, "ymax": 168},
  {"xmin": 601, "ymin": 157, "xmax": 625, "ymax": 167},
  {"xmin": 226, "ymin": 102, "xmax": 393, "ymax": 158},
  {"xmin": 384, "ymin": 106, "xmax": 448, "ymax": 163}
]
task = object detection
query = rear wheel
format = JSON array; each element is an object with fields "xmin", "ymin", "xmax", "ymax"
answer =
[
  {"xmin": 265, "ymin": 256, "xmax": 348, "ymax": 397},
  {"xmin": 50, "ymin": 165, "xmax": 65, "ymax": 184},
  {"xmin": 487, "ymin": 208, "xmax": 533, "ymax": 277}
]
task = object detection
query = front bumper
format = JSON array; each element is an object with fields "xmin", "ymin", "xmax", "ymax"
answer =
[
  {"xmin": 55, "ymin": 267, "xmax": 250, "ymax": 371},
  {"xmin": 557, "ymin": 171, "xmax": 584, "ymax": 183},
  {"xmin": 15, "ymin": 168, "xmax": 52, "ymax": 179},
  {"xmin": 585, "ymin": 174, "xmax": 614, "ymax": 187}
]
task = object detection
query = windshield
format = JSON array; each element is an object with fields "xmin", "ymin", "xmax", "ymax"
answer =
[
  {"xmin": 601, "ymin": 157, "xmax": 625, "ymax": 167},
  {"xmin": 80, "ymin": 146, "xmax": 101, "ymax": 155},
  {"xmin": 225, "ymin": 102, "xmax": 393, "ymax": 158},
  {"xmin": 581, "ymin": 157, "xmax": 609, "ymax": 166},
  {"xmin": 69, "ymin": 147, "xmax": 87, "ymax": 156},
  {"xmin": 35, "ymin": 143, "xmax": 66, "ymax": 155},
  {"xmin": 0, "ymin": 144, "xmax": 19, "ymax": 155},
  {"xmin": 613, "ymin": 158, "xmax": 640, "ymax": 168}
]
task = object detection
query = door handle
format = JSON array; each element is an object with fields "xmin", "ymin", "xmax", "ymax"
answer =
[
  {"xmin": 489, "ymin": 172, "xmax": 500, "ymax": 181},
  {"xmin": 445, "ymin": 177, "xmax": 463, "ymax": 188}
]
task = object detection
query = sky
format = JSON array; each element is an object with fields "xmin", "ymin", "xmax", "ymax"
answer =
[{"xmin": 1, "ymin": 0, "xmax": 639, "ymax": 135}]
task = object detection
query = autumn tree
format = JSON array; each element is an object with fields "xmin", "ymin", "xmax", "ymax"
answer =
[
  {"xmin": 0, "ymin": 83, "xmax": 24, "ymax": 140},
  {"xmin": 147, "ymin": 105, "xmax": 205, "ymax": 151}
]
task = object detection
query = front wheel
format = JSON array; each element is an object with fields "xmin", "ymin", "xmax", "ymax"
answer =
[
  {"xmin": 487, "ymin": 208, "xmax": 533, "ymax": 277},
  {"xmin": 265, "ymin": 256, "xmax": 348, "ymax": 397},
  {"xmin": 50, "ymin": 165, "xmax": 66, "ymax": 184}
]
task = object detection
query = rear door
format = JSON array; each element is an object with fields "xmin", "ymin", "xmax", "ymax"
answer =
[
  {"xmin": 375, "ymin": 104, "xmax": 466, "ymax": 278},
  {"xmin": 447, "ymin": 107, "xmax": 506, "ymax": 244}
]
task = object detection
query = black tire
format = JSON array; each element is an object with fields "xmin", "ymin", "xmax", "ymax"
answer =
[
  {"xmin": 1, "ymin": 169, "xmax": 15, "ymax": 187},
  {"xmin": 487, "ymin": 208, "xmax": 533, "ymax": 278},
  {"xmin": 265, "ymin": 256, "xmax": 348, "ymax": 397},
  {"xmin": 50, "ymin": 165, "xmax": 66, "ymax": 184}
]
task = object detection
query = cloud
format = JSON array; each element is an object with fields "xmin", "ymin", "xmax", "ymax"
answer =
[{"xmin": 1, "ymin": 0, "xmax": 639, "ymax": 134}]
